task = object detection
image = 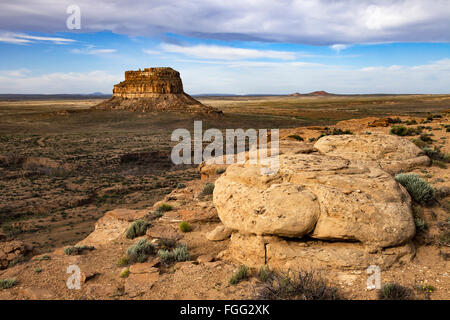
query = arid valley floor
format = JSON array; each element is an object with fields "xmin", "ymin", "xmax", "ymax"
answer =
[{"xmin": 0, "ymin": 94, "xmax": 449, "ymax": 300}]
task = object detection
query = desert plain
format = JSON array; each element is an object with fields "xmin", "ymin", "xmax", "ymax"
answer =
[{"xmin": 0, "ymin": 93, "xmax": 449, "ymax": 300}]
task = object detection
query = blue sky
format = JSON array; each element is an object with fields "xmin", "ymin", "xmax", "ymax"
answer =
[{"xmin": 0, "ymin": 0, "xmax": 449, "ymax": 94}]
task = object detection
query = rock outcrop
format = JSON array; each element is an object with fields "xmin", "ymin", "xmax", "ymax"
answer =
[
  {"xmin": 314, "ymin": 134, "xmax": 430, "ymax": 174},
  {"xmin": 212, "ymin": 134, "xmax": 430, "ymax": 271},
  {"xmin": 0, "ymin": 240, "xmax": 32, "ymax": 269},
  {"xmin": 94, "ymin": 67, "xmax": 222, "ymax": 116}
]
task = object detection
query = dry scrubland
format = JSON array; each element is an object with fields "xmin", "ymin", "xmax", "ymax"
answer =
[{"xmin": 0, "ymin": 94, "xmax": 449, "ymax": 300}]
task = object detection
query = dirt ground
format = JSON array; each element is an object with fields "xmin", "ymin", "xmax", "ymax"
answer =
[{"xmin": 0, "ymin": 95, "xmax": 449, "ymax": 300}]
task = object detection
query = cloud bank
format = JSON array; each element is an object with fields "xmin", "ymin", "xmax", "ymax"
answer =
[{"xmin": 0, "ymin": 0, "xmax": 449, "ymax": 45}]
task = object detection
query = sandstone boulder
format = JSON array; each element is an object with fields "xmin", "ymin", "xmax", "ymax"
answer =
[
  {"xmin": 313, "ymin": 134, "xmax": 430, "ymax": 174},
  {"xmin": 213, "ymin": 153, "xmax": 415, "ymax": 248}
]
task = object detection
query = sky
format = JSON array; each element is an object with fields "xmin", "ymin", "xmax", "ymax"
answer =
[{"xmin": 0, "ymin": 0, "xmax": 449, "ymax": 95}]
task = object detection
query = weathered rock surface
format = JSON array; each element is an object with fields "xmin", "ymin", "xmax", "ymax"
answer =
[
  {"xmin": 94, "ymin": 67, "xmax": 223, "ymax": 116},
  {"xmin": 76, "ymin": 208, "xmax": 149, "ymax": 247},
  {"xmin": 214, "ymin": 153, "xmax": 415, "ymax": 248},
  {"xmin": 314, "ymin": 134, "xmax": 430, "ymax": 174},
  {"xmin": 0, "ymin": 240, "xmax": 32, "ymax": 269},
  {"xmin": 228, "ymin": 233, "xmax": 415, "ymax": 271}
]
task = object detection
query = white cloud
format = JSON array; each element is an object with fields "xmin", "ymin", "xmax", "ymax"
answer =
[
  {"xmin": 1, "ymin": 59, "xmax": 449, "ymax": 95},
  {"xmin": 160, "ymin": 43, "xmax": 297, "ymax": 60},
  {"xmin": 70, "ymin": 47, "xmax": 117, "ymax": 55},
  {"xmin": 0, "ymin": 1, "xmax": 449, "ymax": 44},
  {"xmin": 330, "ymin": 44, "xmax": 350, "ymax": 54},
  {"xmin": 0, "ymin": 31, "xmax": 75, "ymax": 44},
  {"xmin": 0, "ymin": 70, "xmax": 119, "ymax": 94}
]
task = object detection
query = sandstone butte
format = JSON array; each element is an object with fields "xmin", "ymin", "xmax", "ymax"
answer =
[{"xmin": 94, "ymin": 67, "xmax": 223, "ymax": 116}]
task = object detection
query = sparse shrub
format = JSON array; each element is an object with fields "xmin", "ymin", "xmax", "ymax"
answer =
[
  {"xmin": 433, "ymin": 160, "xmax": 447, "ymax": 169},
  {"xmin": 256, "ymin": 270, "xmax": 340, "ymax": 300},
  {"xmin": 35, "ymin": 255, "xmax": 51, "ymax": 261},
  {"xmin": 378, "ymin": 283, "xmax": 413, "ymax": 300},
  {"xmin": 411, "ymin": 138, "xmax": 427, "ymax": 148},
  {"xmin": 157, "ymin": 244, "xmax": 189, "ymax": 263},
  {"xmin": 64, "ymin": 245, "xmax": 95, "ymax": 255},
  {"xmin": 308, "ymin": 137, "xmax": 316, "ymax": 142},
  {"xmin": 125, "ymin": 219, "xmax": 149, "ymax": 239},
  {"xmin": 34, "ymin": 267, "xmax": 42, "ymax": 274},
  {"xmin": 390, "ymin": 125, "xmax": 420, "ymax": 136},
  {"xmin": 419, "ymin": 133, "xmax": 433, "ymax": 143},
  {"xmin": 423, "ymin": 147, "xmax": 450, "ymax": 163},
  {"xmin": 126, "ymin": 239, "xmax": 155, "ymax": 263},
  {"xmin": 406, "ymin": 119, "xmax": 417, "ymax": 125},
  {"xmin": 318, "ymin": 128, "xmax": 352, "ymax": 139},
  {"xmin": 414, "ymin": 217, "xmax": 428, "ymax": 231},
  {"xmin": 415, "ymin": 282, "xmax": 435, "ymax": 299},
  {"xmin": 157, "ymin": 203, "xmax": 172, "ymax": 213},
  {"xmin": 120, "ymin": 268, "xmax": 130, "ymax": 278},
  {"xmin": 116, "ymin": 255, "xmax": 130, "ymax": 267},
  {"xmin": 176, "ymin": 182, "xmax": 186, "ymax": 189},
  {"xmin": 229, "ymin": 265, "xmax": 249, "ymax": 285},
  {"xmin": 179, "ymin": 221, "xmax": 192, "ymax": 233},
  {"xmin": 258, "ymin": 266, "xmax": 274, "ymax": 282},
  {"xmin": 288, "ymin": 134, "xmax": 304, "ymax": 141},
  {"xmin": 200, "ymin": 183, "xmax": 215, "ymax": 197},
  {"xmin": 395, "ymin": 173, "xmax": 434, "ymax": 204},
  {"xmin": 0, "ymin": 278, "xmax": 18, "ymax": 290},
  {"xmin": 159, "ymin": 237, "xmax": 177, "ymax": 249}
]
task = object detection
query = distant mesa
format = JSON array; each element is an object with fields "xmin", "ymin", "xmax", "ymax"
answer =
[
  {"xmin": 308, "ymin": 90, "xmax": 332, "ymax": 96},
  {"xmin": 94, "ymin": 67, "xmax": 222, "ymax": 116},
  {"xmin": 289, "ymin": 91, "xmax": 334, "ymax": 97}
]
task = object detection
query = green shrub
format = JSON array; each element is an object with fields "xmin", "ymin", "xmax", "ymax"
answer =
[
  {"xmin": 318, "ymin": 128, "xmax": 352, "ymax": 139},
  {"xmin": 288, "ymin": 134, "xmax": 304, "ymax": 141},
  {"xmin": 125, "ymin": 219, "xmax": 149, "ymax": 239},
  {"xmin": 157, "ymin": 244, "xmax": 190, "ymax": 263},
  {"xmin": 414, "ymin": 217, "xmax": 428, "ymax": 231},
  {"xmin": 229, "ymin": 265, "xmax": 249, "ymax": 285},
  {"xmin": 258, "ymin": 266, "xmax": 274, "ymax": 282},
  {"xmin": 433, "ymin": 160, "xmax": 447, "ymax": 169},
  {"xmin": 157, "ymin": 203, "xmax": 172, "ymax": 213},
  {"xmin": 423, "ymin": 147, "xmax": 450, "ymax": 163},
  {"xmin": 0, "ymin": 278, "xmax": 18, "ymax": 290},
  {"xmin": 34, "ymin": 267, "xmax": 42, "ymax": 274},
  {"xmin": 411, "ymin": 138, "xmax": 427, "ymax": 148},
  {"xmin": 179, "ymin": 221, "xmax": 192, "ymax": 233},
  {"xmin": 405, "ymin": 119, "xmax": 417, "ymax": 125},
  {"xmin": 200, "ymin": 183, "xmax": 215, "ymax": 196},
  {"xmin": 395, "ymin": 173, "xmax": 434, "ymax": 204},
  {"xmin": 116, "ymin": 255, "xmax": 130, "ymax": 267},
  {"xmin": 378, "ymin": 283, "xmax": 413, "ymax": 300},
  {"xmin": 256, "ymin": 270, "xmax": 340, "ymax": 300},
  {"xmin": 127, "ymin": 239, "xmax": 155, "ymax": 263},
  {"xmin": 419, "ymin": 134, "xmax": 433, "ymax": 143},
  {"xmin": 390, "ymin": 125, "xmax": 420, "ymax": 136},
  {"xmin": 120, "ymin": 268, "xmax": 130, "ymax": 278}
]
